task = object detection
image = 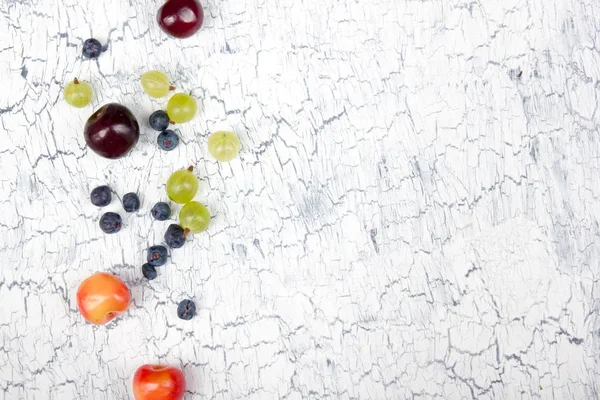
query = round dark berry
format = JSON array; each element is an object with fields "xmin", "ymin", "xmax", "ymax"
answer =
[
  {"xmin": 157, "ymin": 130, "xmax": 179, "ymax": 151},
  {"xmin": 149, "ymin": 110, "xmax": 170, "ymax": 131},
  {"xmin": 122, "ymin": 192, "xmax": 140, "ymax": 212},
  {"xmin": 147, "ymin": 245, "xmax": 168, "ymax": 266},
  {"xmin": 177, "ymin": 299, "xmax": 196, "ymax": 320},
  {"xmin": 164, "ymin": 224, "xmax": 188, "ymax": 249},
  {"xmin": 99, "ymin": 212, "xmax": 122, "ymax": 234},
  {"xmin": 151, "ymin": 202, "xmax": 171, "ymax": 221},
  {"xmin": 90, "ymin": 185, "xmax": 111, "ymax": 207},
  {"xmin": 82, "ymin": 38, "xmax": 104, "ymax": 59},
  {"xmin": 142, "ymin": 263, "xmax": 158, "ymax": 280}
]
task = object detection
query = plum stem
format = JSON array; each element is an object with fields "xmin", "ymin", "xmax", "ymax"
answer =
[
  {"xmin": 183, "ymin": 228, "xmax": 190, "ymax": 238},
  {"xmin": 73, "ymin": 77, "xmax": 79, "ymax": 84},
  {"xmin": 187, "ymin": 166, "xmax": 194, "ymax": 172},
  {"xmin": 169, "ymin": 85, "xmax": 175, "ymax": 91}
]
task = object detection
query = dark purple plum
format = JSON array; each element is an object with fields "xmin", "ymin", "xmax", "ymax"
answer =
[{"xmin": 84, "ymin": 103, "xmax": 140, "ymax": 159}]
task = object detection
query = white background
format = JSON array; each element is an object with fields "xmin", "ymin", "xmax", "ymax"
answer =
[{"xmin": 1, "ymin": 0, "xmax": 599, "ymax": 398}]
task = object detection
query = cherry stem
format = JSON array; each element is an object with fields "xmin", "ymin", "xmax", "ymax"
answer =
[
  {"xmin": 73, "ymin": 77, "xmax": 79, "ymax": 84},
  {"xmin": 169, "ymin": 85, "xmax": 175, "ymax": 91},
  {"xmin": 183, "ymin": 228, "xmax": 190, "ymax": 239}
]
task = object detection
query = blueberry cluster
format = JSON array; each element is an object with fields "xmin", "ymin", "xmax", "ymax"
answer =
[
  {"xmin": 90, "ymin": 185, "xmax": 140, "ymax": 234},
  {"xmin": 143, "ymin": 203, "xmax": 189, "ymax": 276},
  {"xmin": 149, "ymin": 110, "xmax": 180, "ymax": 151},
  {"xmin": 143, "ymin": 201, "xmax": 194, "ymax": 320},
  {"xmin": 91, "ymin": 185, "xmax": 194, "ymax": 319}
]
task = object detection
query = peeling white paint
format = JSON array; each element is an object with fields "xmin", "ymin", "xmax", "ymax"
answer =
[{"xmin": 1, "ymin": 0, "xmax": 600, "ymax": 398}]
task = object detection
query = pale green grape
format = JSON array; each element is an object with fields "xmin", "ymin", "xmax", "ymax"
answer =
[
  {"xmin": 179, "ymin": 201, "xmax": 210, "ymax": 234},
  {"xmin": 167, "ymin": 93, "xmax": 197, "ymax": 123},
  {"xmin": 207, "ymin": 131, "xmax": 241, "ymax": 162},
  {"xmin": 166, "ymin": 166, "xmax": 198, "ymax": 204},
  {"xmin": 141, "ymin": 70, "xmax": 172, "ymax": 98},
  {"xmin": 64, "ymin": 78, "xmax": 92, "ymax": 108}
]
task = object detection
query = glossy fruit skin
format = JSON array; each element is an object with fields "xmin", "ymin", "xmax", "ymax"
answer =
[
  {"xmin": 141, "ymin": 71, "xmax": 172, "ymax": 98},
  {"xmin": 142, "ymin": 263, "xmax": 158, "ymax": 280},
  {"xmin": 147, "ymin": 245, "xmax": 168, "ymax": 267},
  {"xmin": 177, "ymin": 299, "xmax": 196, "ymax": 320},
  {"xmin": 151, "ymin": 202, "xmax": 171, "ymax": 221},
  {"xmin": 76, "ymin": 272, "xmax": 130, "ymax": 325},
  {"xmin": 157, "ymin": 130, "xmax": 179, "ymax": 151},
  {"xmin": 157, "ymin": 0, "xmax": 204, "ymax": 39},
  {"xmin": 133, "ymin": 364, "xmax": 186, "ymax": 400},
  {"xmin": 179, "ymin": 201, "xmax": 210, "ymax": 234},
  {"xmin": 99, "ymin": 212, "xmax": 122, "ymax": 234},
  {"xmin": 82, "ymin": 38, "xmax": 104, "ymax": 59},
  {"xmin": 166, "ymin": 93, "xmax": 197, "ymax": 123},
  {"xmin": 123, "ymin": 193, "xmax": 141, "ymax": 212},
  {"xmin": 164, "ymin": 224, "xmax": 187, "ymax": 248},
  {"xmin": 64, "ymin": 78, "xmax": 93, "ymax": 108},
  {"xmin": 149, "ymin": 110, "xmax": 170, "ymax": 131},
  {"xmin": 84, "ymin": 103, "xmax": 140, "ymax": 159},
  {"xmin": 166, "ymin": 167, "xmax": 198, "ymax": 204},
  {"xmin": 208, "ymin": 131, "xmax": 241, "ymax": 162},
  {"xmin": 90, "ymin": 185, "xmax": 111, "ymax": 207}
]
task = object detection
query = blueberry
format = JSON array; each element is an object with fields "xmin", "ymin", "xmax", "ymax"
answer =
[
  {"xmin": 151, "ymin": 202, "xmax": 171, "ymax": 221},
  {"xmin": 82, "ymin": 38, "xmax": 104, "ymax": 59},
  {"xmin": 177, "ymin": 299, "xmax": 196, "ymax": 320},
  {"xmin": 157, "ymin": 130, "xmax": 179, "ymax": 151},
  {"xmin": 164, "ymin": 224, "xmax": 188, "ymax": 248},
  {"xmin": 122, "ymin": 192, "xmax": 140, "ymax": 212},
  {"xmin": 99, "ymin": 212, "xmax": 122, "ymax": 234},
  {"xmin": 149, "ymin": 110, "xmax": 170, "ymax": 131},
  {"xmin": 90, "ymin": 185, "xmax": 111, "ymax": 207},
  {"xmin": 147, "ymin": 245, "xmax": 168, "ymax": 266},
  {"xmin": 142, "ymin": 263, "xmax": 158, "ymax": 280}
]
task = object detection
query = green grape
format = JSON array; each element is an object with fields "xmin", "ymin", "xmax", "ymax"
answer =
[
  {"xmin": 167, "ymin": 93, "xmax": 197, "ymax": 123},
  {"xmin": 179, "ymin": 201, "xmax": 210, "ymax": 234},
  {"xmin": 141, "ymin": 70, "xmax": 173, "ymax": 98},
  {"xmin": 64, "ymin": 78, "xmax": 92, "ymax": 108},
  {"xmin": 208, "ymin": 131, "xmax": 241, "ymax": 162},
  {"xmin": 166, "ymin": 166, "xmax": 199, "ymax": 204}
]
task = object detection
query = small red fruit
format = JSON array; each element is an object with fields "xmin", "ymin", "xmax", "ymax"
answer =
[
  {"xmin": 133, "ymin": 364, "xmax": 186, "ymax": 400},
  {"xmin": 157, "ymin": 0, "xmax": 204, "ymax": 39},
  {"xmin": 76, "ymin": 272, "xmax": 130, "ymax": 324}
]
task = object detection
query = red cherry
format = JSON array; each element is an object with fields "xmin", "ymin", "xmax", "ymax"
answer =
[
  {"xmin": 133, "ymin": 364, "xmax": 186, "ymax": 400},
  {"xmin": 76, "ymin": 272, "xmax": 131, "ymax": 325},
  {"xmin": 157, "ymin": 0, "xmax": 204, "ymax": 39}
]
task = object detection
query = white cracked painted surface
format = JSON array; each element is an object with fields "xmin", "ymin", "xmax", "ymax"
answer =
[{"xmin": 1, "ymin": 0, "xmax": 600, "ymax": 399}]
